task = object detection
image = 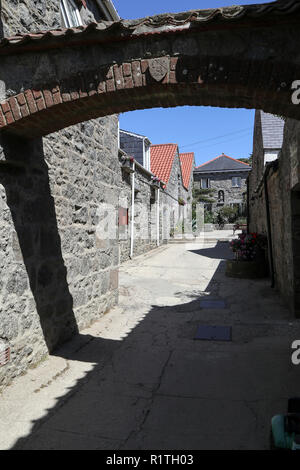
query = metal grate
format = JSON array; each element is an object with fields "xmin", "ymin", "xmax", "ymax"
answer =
[
  {"xmin": 195, "ymin": 325, "xmax": 232, "ymax": 341},
  {"xmin": 0, "ymin": 345, "xmax": 10, "ymax": 367}
]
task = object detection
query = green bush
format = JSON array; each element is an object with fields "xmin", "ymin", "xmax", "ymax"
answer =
[
  {"xmin": 235, "ymin": 217, "xmax": 247, "ymax": 226},
  {"xmin": 204, "ymin": 210, "xmax": 214, "ymax": 224},
  {"xmin": 218, "ymin": 205, "xmax": 239, "ymax": 223},
  {"xmin": 214, "ymin": 212, "xmax": 225, "ymax": 226}
]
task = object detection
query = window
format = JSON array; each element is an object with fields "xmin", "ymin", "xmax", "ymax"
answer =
[
  {"xmin": 144, "ymin": 143, "xmax": 151, "ymax": 172},
  {"xmin": 118, "ymin": 207, "xmax": 128, "ymax": 226},
  {"xmin": 218, "ymin": 190, "xmax": 225, "ymax": 203},
  {"xmin": 61, "ymin": 0, "xmax": 83, "ymax": 28},
  {"xmin": 232, "ymin": 176, "xmax": 241, "ymax": 188},
  {"xmin": 201, "ymin": 178, "xmax": 210, "ymax": 189}
]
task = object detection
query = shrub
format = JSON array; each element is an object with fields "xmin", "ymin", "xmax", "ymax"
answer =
[
  {"xmin": 204, "ymin": 210, "xmax": 214, "ymax": 224},
  {"xmin": 235, "ymin": 217, "xmax": 247, "ymax": 226},
  {"xmin": 218, "ymin": 205, "xmax": 239, "ymax": 223}
]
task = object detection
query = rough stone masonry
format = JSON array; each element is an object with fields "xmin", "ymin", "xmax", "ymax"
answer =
[
  {"xmin": 1, "ymin": 0, "xmax": 300, "ymax": 390},
  {"xmin": 0, "ymin": 1, "xmax": 121, "ymax": 390}
]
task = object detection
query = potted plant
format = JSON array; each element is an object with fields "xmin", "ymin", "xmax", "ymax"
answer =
[{"xmin": 226, "ymin": 232, "xmax": 268, "ymax": 279}]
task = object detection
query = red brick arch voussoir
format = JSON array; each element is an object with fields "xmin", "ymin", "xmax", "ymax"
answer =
[{"xmin": 0, "ymin": 53, "xmax": 299, "ymax": 139}]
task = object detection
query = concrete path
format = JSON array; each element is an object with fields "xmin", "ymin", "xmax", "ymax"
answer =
[
  {"xmin": 170, "ymin": 229, "xmax": 241, "ymax": 243},
  {"xmin": 1, "ymin": 241, "xmax": 300, "ymax": 450}
]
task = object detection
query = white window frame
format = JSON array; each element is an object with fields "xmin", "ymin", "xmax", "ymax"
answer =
[
  {"xmin": 232, "ymin": 176, "xmax": 241, "ymax": 188},
  {"xmin": 61, "ymin": 0, "xmax": 83, "ymax": 28},
  {"xmin": 201, "ymin": 178, "xmax": 210, "ymax": 189},
  {"xmin": 143, "ymin": 142, "xmax": 151, "ymax": 172}
]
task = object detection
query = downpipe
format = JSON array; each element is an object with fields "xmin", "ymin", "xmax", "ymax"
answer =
[
  {"xmin": 264, "ymin": 166, "xmax": 275, "ymax": 288},
  {"xmin": 157, "ymin": 188, "xmax": 160, "ymax": 247},
  {"xmin": 130, "ymin": 161, "xmax": 135, "ymax": 259}
]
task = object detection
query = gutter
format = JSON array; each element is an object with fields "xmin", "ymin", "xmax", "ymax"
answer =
[
  {"xmin": 157, "ymin": 188, "xmax": 160, "ymax": 247},
  {"xmin": 119, "ymin": 150, "xmax": 166, "ymax": 188},
  {"xmin": 194, "ymin": 169, "xmax": 251, "ymax": 175},
  {"xmin": 247, "ymin": 175, "xmax": 250, "ymax": 234}
]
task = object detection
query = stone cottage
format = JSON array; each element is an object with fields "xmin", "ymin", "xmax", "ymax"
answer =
[
  {"xmin": 150, "ymin": 143, "xmax": 191, "ymax": 203},
  {"xmin": 118, "ymin": 130, "xmax": 165, "ymax": 262},
  {"xmin": 0, "ymin": 0, "xmax": 126, "ymax": 390},
  {"xmin": 150, "ymin": 143, "xmax": 194, "ymax": 235},
  {"xmin": 248, "ymin": 111, "xmax": 300, "ymax": 318},
  {"xmin": 248, "ymin": 111, "xmax": 285, "ymax": 232},
  {"xmin": 193, "ymin": 154, "xmax": 251, "ymax": 216},
  {"xmin": 179, "ymin": 152, "xmax": 195, "ymax": 203},
  {"xmin": 119, "ymin": 132, "xmax": 195, "ymax": 257},
  {"xmin": 248, "ymin": 111, "xmax": 291, "ymax": 307}
]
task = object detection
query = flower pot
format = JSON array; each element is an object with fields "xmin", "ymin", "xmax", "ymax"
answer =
[{"xmin": 225, "ymin": 258, "xmax": 268, "ymax": 279}]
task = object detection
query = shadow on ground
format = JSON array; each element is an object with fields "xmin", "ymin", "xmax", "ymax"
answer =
[
  {"xmin": 10, "ymin": 253, "xmax": 300, "ymax": 450},
  {"xmin": 188, "ymin": 241, "xmax": 235, "ymax": 260}
]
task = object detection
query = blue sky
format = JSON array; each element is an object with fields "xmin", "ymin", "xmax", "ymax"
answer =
[{"xmin": 113, "ymin": 0, "xmax": 270, "ymax": 166}]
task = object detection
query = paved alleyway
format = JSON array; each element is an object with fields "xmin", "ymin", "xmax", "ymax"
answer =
[{"xmin": 1, "ymin": 241, "xmax": 300, "ymax": 450}]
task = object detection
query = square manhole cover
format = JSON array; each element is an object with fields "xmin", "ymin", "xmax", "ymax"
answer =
[
  {"xmin": 199, "ymin": 300, "xmax": 227, "ymax": 309},
  {"xmin": 195, "ymin": 325, "xmax": 232, "ymax": 341}
]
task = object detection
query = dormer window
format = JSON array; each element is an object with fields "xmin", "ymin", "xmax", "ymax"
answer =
[{"xmin": 61, "ymin": 0, "xmax": 83, "ymax": 28}]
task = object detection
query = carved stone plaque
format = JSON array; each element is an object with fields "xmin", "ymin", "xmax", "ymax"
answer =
[{"xmin": 148, "ymin": 58, "xmax": 169, "ymax": 82}]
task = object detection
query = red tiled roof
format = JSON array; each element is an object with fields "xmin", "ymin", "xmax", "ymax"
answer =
[
  {"xmin": 179, "ymin": 152, "xmax": 194, "ymax": 190},
  {"xmin": 150, "ymin": 144, "xmax": 178, "ymax": 187}
]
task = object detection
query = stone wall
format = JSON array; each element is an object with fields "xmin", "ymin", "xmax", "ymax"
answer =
[
  {"xmin": 251, "ymin": 110, "xmax": 264, "ymax": 189},
  {"xmin": 118, "ymin": 164, "xmax": 159, "ymax": 263},
  {"xmin": 118, "ymin": 158, "xmax": 186, "ymax": 262},
  {"xmin": 0, "ymin": 1, "xmax": 105, "ymax": 38},
  {"xmin": 184, "ymin": 169, "xmax": 194, "ymax": 204},
  {"xmin": 194, "ymin": 172, "xmax": 248, "ymax": 214},
  {"xmin": 0, "ymin": 117, "xmax": 121, "ymax": 390},
  {"xmin": 249, "ymin": 118, "xmax": 300, "ymax": 317},
  {"xmin": 0, "ymin": 0, "xmax": 121, "ymax": 390}
]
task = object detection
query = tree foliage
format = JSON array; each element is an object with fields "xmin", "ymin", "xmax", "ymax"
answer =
[
  {"xmin": 238, "ymin": 153, "xmax": 253, "ymax": 166},
  {"xmin": 192, "ymin": 187, "xmax": 216, "ymax": 204}
]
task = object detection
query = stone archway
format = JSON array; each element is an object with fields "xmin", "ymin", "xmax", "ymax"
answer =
[
  {"xmin": 1, "ymin": 0, "xmax": 300, "ymax": 387},
  {"xmin": 0, "ymin": 1, "xmax": 299, "ymax": 138}
]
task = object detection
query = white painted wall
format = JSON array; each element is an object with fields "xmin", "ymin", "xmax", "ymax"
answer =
[{"xmin": 264, "ymin": 150, "xmax": 280, "ymax": 165}]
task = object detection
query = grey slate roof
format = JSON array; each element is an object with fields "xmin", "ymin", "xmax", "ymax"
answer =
[
  {"xmin": 119, "ymin": 130, "xmax": 145, "ymax": 167},
  {"xmin": 195, "ymin": 154, "xmax": 251, "ymax": 173},
  {"xmin": 260, "ymin": 111, "xmax": 285, "ymax": 149},
  {"xmin": 119, "ymin": 129, "xmax": 151, "ymax": 168}
]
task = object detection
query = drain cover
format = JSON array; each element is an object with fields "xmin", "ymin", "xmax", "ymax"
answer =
[
  {"xmin": 199, "ymin": 300, "xmax": 226, "ymax": 309},
  {"xmin": 195, "ymin": 325, "xmax": 232, "ymax": 341}
]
